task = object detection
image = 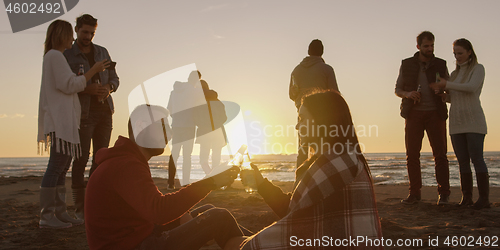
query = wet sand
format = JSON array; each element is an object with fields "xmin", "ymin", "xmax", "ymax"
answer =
[{"xmin": 1, "ymin": 176, "xmax": 499, "ymax": 249}]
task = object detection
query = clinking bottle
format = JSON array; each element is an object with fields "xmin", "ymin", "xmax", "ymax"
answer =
[
  {"xmin": 78, "ymin": 64, "xmax": 84, "ymax": 76},
  {"xmin": 228, "ymin": 145, "xmax": 257, "ymax": 193},
  {"xmin": 414, "ymin": 84, "xmax": 421, "ymax": 104}
]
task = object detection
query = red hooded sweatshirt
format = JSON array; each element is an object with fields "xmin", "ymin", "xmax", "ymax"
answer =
[{"xmin": 85, "ymin": 136, "xmax": 215, "ymax": 250}]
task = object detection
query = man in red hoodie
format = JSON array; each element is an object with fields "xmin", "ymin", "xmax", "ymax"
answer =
[{"xmin": 85, "ymin": 104, "xmax": 246, "ymax": 250}]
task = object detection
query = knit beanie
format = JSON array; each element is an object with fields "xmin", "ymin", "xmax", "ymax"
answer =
[{"xmin": 308, "ymin": 39, "xmax": 324, "ymax": 56}]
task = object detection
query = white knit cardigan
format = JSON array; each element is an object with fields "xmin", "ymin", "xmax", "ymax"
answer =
[
  {"xmin": 37, "ymin": 49, "xmax": 87, "ymax": 157},
  {"xmin": 446, "ymin": 63, "xmax": 487, "ymax": 135}
]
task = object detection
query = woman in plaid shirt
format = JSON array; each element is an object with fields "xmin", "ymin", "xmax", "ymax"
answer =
[{"xmin": 241, "ymin": 90, "xmax": 384, "ymax": 250}]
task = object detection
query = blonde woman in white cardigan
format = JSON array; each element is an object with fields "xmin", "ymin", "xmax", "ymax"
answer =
[
  {"xmin": 430, "ymin": 38, "xmax": 489, "ymax": 210},
  {"xmin": 37, "ymin": 20, "xmax": 109, "ymax": 228}
]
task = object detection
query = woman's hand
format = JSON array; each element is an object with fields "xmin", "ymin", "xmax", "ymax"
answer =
[
  {"xmin": 250, "ymin": 163, "xmax": 265, "ymax": 187},
  {"xmin": 211, "ymin": 166, "xmax": 239, "ymax": 189},
  {"xmin": 429, "ymin": 77, "xmax": 447, "ymax": 93},
  {"xmin": 83, "ymin": 59, "xmax": 110, "ymax": 83},
  {"xmin": 92, "ymin": 59, "xmax": 110, "ymax": 73}
]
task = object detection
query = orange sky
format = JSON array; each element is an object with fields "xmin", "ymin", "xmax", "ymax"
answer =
[{"xmin": 1, "ymin": 0, "xmax": 499, "ymax": 157}]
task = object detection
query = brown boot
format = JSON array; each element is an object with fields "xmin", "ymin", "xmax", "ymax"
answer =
[
  {"xmin": 72, "ymin": 188, "xmax": 85, "ymax": 220},
  {"xmin": 457, "ymin": 173, "xmax": 473, "ymax": 207},
  {"xmin": 473, "ymin": 173, "xmax": 490, "ymax": 210},
  {"xmin": 401, "ymin": 194, "xmax": 421, "ymax": 205}
]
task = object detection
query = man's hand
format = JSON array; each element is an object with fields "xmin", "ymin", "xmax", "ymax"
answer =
[
  {"xmin": 405, "ymin": 91, "xmax": 421, "ymax": 103},
  {"xmin": 99, "ymin": 84, "xmax": 112, "ymax": 101},
  {"xmin": 210, "ymin": 166, "xmax": 239, "ymax": 189},
  {"xmin": 82, "ymin": 83, "xmax": 107, "ymax": 96},
  {"xmin": 437, "ymin": 91, "xmax": 448, "ymax": 102}
]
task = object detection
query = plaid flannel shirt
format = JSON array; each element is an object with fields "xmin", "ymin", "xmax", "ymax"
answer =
[{"xmin": 242, "ymin": 150, "xmax": 383, "ymax": 250}]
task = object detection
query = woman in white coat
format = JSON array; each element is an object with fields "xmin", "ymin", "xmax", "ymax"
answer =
[
  {"xmin": 38, "ymin": 20, "xmax": 109, "ymax": 228},
  {"xmin": 431, "ymin": 38, "xmax": 489, "ymax": 209}
]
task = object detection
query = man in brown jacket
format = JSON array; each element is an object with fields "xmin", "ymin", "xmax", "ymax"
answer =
[{"xmin": 289, "ymin": 39, "xmax": 339, "ymax": 167}]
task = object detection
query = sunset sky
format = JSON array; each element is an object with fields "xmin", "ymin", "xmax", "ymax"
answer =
[{"xmin": 1, "ymin": 0, "xmax": 499, "ymax": 157}]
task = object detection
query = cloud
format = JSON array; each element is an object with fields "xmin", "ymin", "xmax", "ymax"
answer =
[
  {"xmin": 0, "ymin": 114, "xmax": 7, "ymax": 118},
  {"xmin": 200, "ymin": 4, "xmax": 229, "ymax": 13},
  {"xmin": 207, "ymin": 28, "xmax": 224, "ymax": 40},
  {"xmin": 12, "ymin": 114, "xmax": 25, "ymax": 118}
]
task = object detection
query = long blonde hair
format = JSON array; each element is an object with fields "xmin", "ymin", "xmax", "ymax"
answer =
[
  {"xmin": 44, "ymin": 20, "xmax": 73, "ymax": 55},
  {"xmin": 449, "ymin": 38, "xmax": 478, "ymax": 83}
]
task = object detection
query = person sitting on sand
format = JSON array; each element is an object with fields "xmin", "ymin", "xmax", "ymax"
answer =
[
  {"xmin": 241, "ymin": 90, "xmax": 384, "ymax": 250},
  {"xmin": 85, "ymin": 104, "xmax": 247, "ymax": 250}
]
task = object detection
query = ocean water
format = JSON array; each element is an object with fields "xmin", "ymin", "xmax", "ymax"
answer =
[{"xmin": 0, "ymin": 152, "xmax": 499, "ymax": 187}]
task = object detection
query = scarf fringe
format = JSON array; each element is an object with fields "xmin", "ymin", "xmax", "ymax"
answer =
[{"xmin": 37, "ymin": 132, "xmax": 82, "ymax": 158}]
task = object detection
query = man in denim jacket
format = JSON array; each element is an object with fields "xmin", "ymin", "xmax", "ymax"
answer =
[{"xmin": 64, "ymin": 14, "xmax": 119, "ymax": 220}]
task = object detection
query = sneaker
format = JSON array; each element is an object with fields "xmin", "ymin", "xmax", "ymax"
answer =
[
  {"xmin": 401, "ymin": 194, "xmax": 421, "ymax": 205},
  {"xmin": 437, "ymin": 195, "xmax": 449, "ymax": 205},
  {"xmin": 166, "ymin": 185, "xmax": 175, "ymax": 191}
]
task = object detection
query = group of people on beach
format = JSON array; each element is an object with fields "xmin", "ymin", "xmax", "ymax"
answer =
[{"xmin": 36, "ymin": 13, "xmax": 488, "ymax": 250}]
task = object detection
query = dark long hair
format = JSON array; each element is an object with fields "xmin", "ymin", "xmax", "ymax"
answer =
[
  {"xmin": 301, "ymin": 89, "xmax": 370, "ymax": 173},
  {"xmin": 44, "ymin": 20, "xmax": 72, "ymax": 55},
  {"xmin": 302, "ymin": 90, "xmax": 359, "ymax": 147}
]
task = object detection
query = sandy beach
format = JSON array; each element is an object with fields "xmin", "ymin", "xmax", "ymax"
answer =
[{"xmin": 1, "ymin": 176, "xmax": 499, "ymax": 249}]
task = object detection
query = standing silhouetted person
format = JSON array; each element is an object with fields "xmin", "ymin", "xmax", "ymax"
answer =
[
  {"xmin": 289, "ymin": 39, "xmax": 339, "ymax": 167},
  {"xmin": 195, "ymin": 78, "xmax": 227, "ymax": 175},
  {"xmin": 167, "ymin": 71, "xmax": 202, "ymax": 187}
]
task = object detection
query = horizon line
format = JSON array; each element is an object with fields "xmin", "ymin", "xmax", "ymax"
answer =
[{"xmin": 2, "ymin": 151, "xmax": 500, "ymax": 159}]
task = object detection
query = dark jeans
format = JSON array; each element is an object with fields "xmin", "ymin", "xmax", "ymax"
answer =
[
  {"xmin": 41, "ymin": 142, "xmax": 73, "ymax": 187},
  {"xmin": 405, "ymin": 110, "xmax": 450, "ymax": 196},
  {"xmin": 71, "ymin": 110, "xmax": 112, "ymax": 189},
  {"xmin": 451, "ymin": 133, "xmax": 488, "ymax": 174},
  {"xmin": 136, "ymin": 207, "xmax": 244, "ymax": 250}
]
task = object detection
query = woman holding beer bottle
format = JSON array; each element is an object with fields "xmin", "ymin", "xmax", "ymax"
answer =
[
  {"xmin": 37, "ymin": 19, "xmax": 108, "ymax": 228},
  {"xmin": 430, "ymin": 38, "xmax": 489, "ymax": 209}
]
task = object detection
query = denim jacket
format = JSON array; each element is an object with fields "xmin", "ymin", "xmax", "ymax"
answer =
[{"xmin": 64, "ymin": 42, "xmax": 119, "ymax": 119}]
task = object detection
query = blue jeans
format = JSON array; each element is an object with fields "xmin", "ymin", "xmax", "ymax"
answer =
[
  {"xmin": 71, "ymin": 110, "xmax": 112, "ymax": 189},
  {"xmin": 41, "ymin": 143, "xmax": 73, "ymax": 187},
  {"xmin": 136, "ymin": 207, "xmax": 244, "ymax": 250},
  {"xmin": 451, "ymin": 133, "xmax": 488, "ymax": 174}
]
